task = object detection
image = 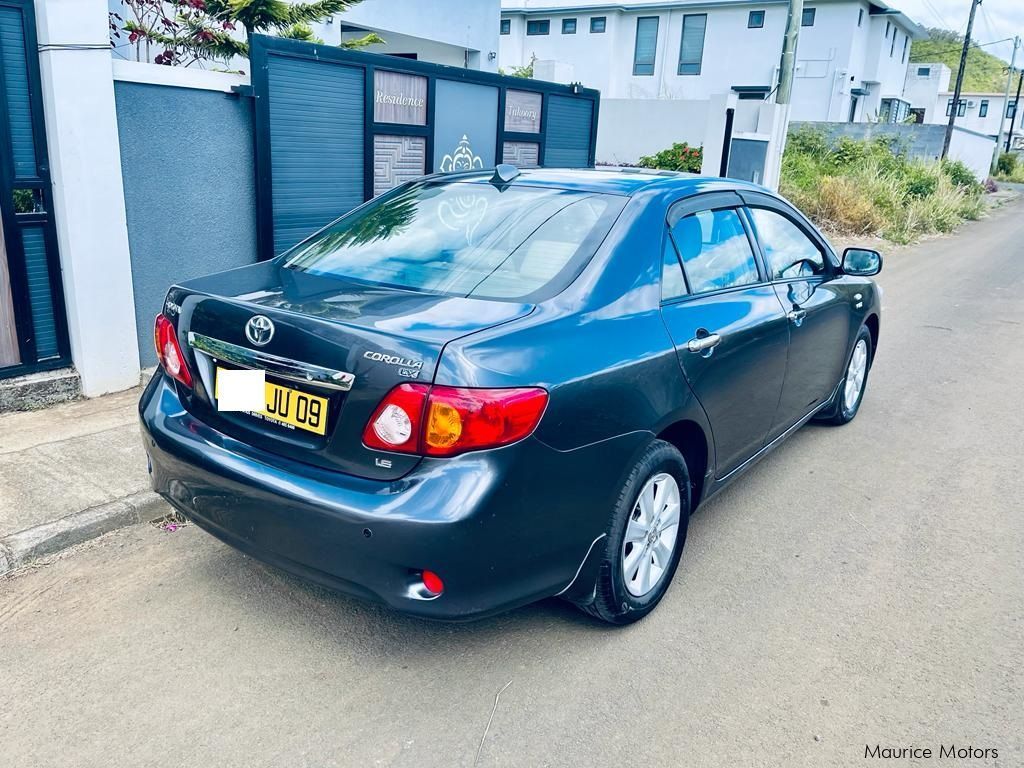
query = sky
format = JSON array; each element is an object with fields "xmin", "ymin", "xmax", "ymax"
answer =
[{"xmin": 894, "ymin": 0, "xmax": 1024, "ymax": 66}]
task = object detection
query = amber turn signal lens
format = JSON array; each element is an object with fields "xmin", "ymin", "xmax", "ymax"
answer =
[{"xmin": 426, "ymin": 401, "xmax": 463, "ymax": 449}]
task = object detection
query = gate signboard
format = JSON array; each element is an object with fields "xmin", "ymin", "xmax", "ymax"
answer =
[{"xmin": 250, "ymin": 35, "xmax": 600, "ymax": 259}]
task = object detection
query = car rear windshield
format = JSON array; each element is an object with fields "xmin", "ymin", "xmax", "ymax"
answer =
[{"xmin": 281, "ymin": 181, "xmax": 625, "ymax": 301}]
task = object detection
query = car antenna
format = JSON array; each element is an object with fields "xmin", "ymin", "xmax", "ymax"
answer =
[{"xmin": 490, "ymin": 164, "xmax": 520, "ymax": 188}]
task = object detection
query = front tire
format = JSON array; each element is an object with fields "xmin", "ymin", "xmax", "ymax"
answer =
[
  {"xmin": 577, "ymin": 440, "xmax": 691, "ymax": 625},
  {"xmin": 820, "ymin": 325, "xmax": 873, "ymax": 425}
]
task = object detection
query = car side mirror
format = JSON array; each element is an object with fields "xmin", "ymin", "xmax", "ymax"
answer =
[{"xmin": 842, "ymin": 247, "xmax": 882, "ymax": 276}]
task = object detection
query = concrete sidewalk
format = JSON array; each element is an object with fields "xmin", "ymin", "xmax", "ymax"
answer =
[{"xmin": 0, "ymin": 387, "xmax": 168, "ymax": 574}]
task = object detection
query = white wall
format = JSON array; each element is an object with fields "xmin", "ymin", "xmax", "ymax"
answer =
[
  {"xmin": 333, "ymin": 0, "xmax": 501, "ymax": 71},
  {"xmin": 38, "ymin": 0, "xmax": 140, "ymax": 396},
  {"xmin": 596, "ymin": 98, "xmax": 709, "ymax": 164},
  {"xmin": 948, "ymin": 129, "xmax": 998, "ymax": 180},
  {"xmin": 903, "ymin": 62, "xmax": 951, "ymax": 122},
  {"xmin": 931, "ymin": 93, "xmax": 1019, "ymax": 139},
  {"xmin": 501, "ymin": 0, "xmax": 920, "ymax": 124}
]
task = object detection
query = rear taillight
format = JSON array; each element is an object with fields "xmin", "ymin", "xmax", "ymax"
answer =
[
  {"xmin": 154, "ymin": 314, "xmax": 193, "ymax": 388},
  {"xmin": 362, "ymin": 384, "xmax": 547, "ymax": 457}
]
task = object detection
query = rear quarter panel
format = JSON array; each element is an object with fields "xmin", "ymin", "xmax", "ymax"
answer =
[{"xmin": 434, "ymin": 189, "xmax": 712, "ymax": 457}]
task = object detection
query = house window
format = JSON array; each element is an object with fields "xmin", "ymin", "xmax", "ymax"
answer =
[
  {"xmin": 885, "ymin": 21, "xmax": 891, "ymax": 38},
  {"xmin": 890, "ymin": 29, "xmax": 896, "ymax": 56},
  {"xmin": 633, "ymin": 16, "xmax": 659, "ymax": 76},
  {"xmin": 678, "ymin": 14, "xmax": 707, "ymax": 75},
  {"xmin": 880, "ymin": 98, "xmax": 909, "ymax": 124},
  {"xmin": 946, "ymin": 98, "xmax": 967, "ymax": 117},
  {"xmin": 562, "ymin": 18, "xmax": 577, "ymax": 34},
  {"xmin": 902, "ymin": 35, "xmax": 909, "ymax": 62},
  {"xmin": 917, "ymin": 66, "xmax": 930, "ymax": 77},
  {"xmin": 1008, "ymin": 100, "xmax": 1018, "ymax": 119},
  {"xmin": 590, "ymin": 16, "xmax": 606, "ymax": 33},
  {"xmin": 500, "ymin": 18, "xmax": 510, "ymax": 35},
  {"xmin": 748, "ymin": 10, "xmax": 765, "ymax": 28},
  {"xmin": 858, "ymin": 8, "xmax": 863, "ymax": 26},
  {"xmin": 526, "ymin": 19, "xmax": 550, "ymax": 35},
  {"xmin": 979, "ymin": 100, "xmax": 989, "ymax": 117},
  {"xmin": 801, "ymin": 8, "xmax": 815, "ymax": 26}
]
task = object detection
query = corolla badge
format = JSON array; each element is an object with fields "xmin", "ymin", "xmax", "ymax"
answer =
[
  {"xmin": 364, "ymin": 350, "xmax": 423, "ymax": 379},
  {"xmin": 245, "ymin": 315, "xmax": 275, "ymax": 347}
]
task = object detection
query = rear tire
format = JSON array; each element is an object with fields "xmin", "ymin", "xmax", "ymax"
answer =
[
  {"xmin": 819, "ymin": 325, "xmax": 873, "ymax": 425},
  {"xmin": 577, "ymin": 440, "xmax": 690, "ymax": 625}
]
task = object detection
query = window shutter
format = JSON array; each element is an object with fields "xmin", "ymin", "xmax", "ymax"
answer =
[
  {"xmin": 679, "ymin": 14, "xmax": 707, "ymax": 75},
  {"xmin": 633, "ymin": 17, "xmax": 659, "ymax": 75}
]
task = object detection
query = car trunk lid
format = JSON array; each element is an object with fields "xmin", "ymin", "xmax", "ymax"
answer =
[{"xmin": 167, "ymin": 261, "xmax": 532, "ymax": 480}]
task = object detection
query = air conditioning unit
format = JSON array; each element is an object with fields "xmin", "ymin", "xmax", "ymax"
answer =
[{"xmin": 967, "ymin": 100, "xmax": 976, "ymax": 108}]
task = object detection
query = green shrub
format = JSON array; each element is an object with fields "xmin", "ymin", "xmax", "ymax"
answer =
[
  {"xmin": 905, "ymin": 162, "xmax": 939, "ymax": 199},
  {"xmin": 781, "ymin": 126, "xmax": 987, "ymax": 244},
  {"xmin": 637, "ymin": 142, "xmax": 704, "ymax": 173},
  {"xmin": 941, "ymin": 159, "xmax": 981, "ymax": 191},
  {"xmin": 996, "ymin": 152, "xmax": 1017, "ymax": 176}
]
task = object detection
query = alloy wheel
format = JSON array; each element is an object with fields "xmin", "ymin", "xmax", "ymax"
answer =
[
  {"xmin": 843, "ymin": 339, "xmax": 869, "ymax": 412},
  {"xmin": 621, "ymin": 473, "xmax": 682, "ymax": 597}
]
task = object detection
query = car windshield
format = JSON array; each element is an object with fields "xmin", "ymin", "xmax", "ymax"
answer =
[{"xmin": 281, "ymin": 181, "xmax": 624, "ymax": 300}]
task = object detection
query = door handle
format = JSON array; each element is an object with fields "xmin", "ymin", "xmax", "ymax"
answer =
[
  {"xmin": 787, "ymin": 309, "xmax": 807, "ymax": 324},
  {"xmin": 686, "ymin": 333, "xmax": 721, "ymax": 353}
]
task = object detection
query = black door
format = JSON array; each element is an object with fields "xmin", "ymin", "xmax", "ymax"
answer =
[
  {"xmin": 659, "ymin": 194, "xmax": 789, "ymax": 477},
  {"xmin": 0, "ymin": 0, "xmax": 68, "ymax": 379},
  {"xmin": 742, "ymin": 198, "xmax": 851, "ymax": 440}
]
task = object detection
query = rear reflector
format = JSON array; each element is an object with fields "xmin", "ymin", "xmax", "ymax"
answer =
[
  {"xmin": 154, "ymin": 314, "xmax": 193, "ymax": 388},
  {"xmin": 362, "ymin": 384, "xmax": 547, "ymax": 457},
  {"xmin": 421, "ymin": 570, "xmax": 444, "ymax": 596}
]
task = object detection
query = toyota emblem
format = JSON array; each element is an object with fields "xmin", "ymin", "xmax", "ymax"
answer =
[{"xmin": 245, "ymin": 315, "xmax": 275, "ymax": 347}]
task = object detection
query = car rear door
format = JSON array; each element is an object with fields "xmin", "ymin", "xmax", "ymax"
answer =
[
  {"xmin": 741, "ymin": 193, "xmax": 852, "ymax": 441},
  {"xmin": 659, "ymin": 193, "xmax": 789, "ymax": 477}
]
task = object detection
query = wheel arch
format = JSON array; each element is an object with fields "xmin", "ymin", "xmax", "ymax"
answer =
[
  {"xmin": 864, "ymin": 313, "xmax": 880, "ymax": 361},
  {"xmin": 656, "ymin": 419, "xmax": 710, "ymax": 509}
]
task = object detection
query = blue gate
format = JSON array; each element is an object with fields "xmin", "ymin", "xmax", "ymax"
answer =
[
  {"xmin": 249, "ymin": 35, "xmax": 600, "ymax": 260},
  {"xmin": 0, "ymin": 0, "xmax": 68, "ymax": 379}
]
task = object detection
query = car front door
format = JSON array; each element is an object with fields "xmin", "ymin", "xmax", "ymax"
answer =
[
  {"xmin": 659, "ymin": 193, "xmax": 789, "ymax": 477},
  {"xmin": 741, "ymin": 195, "xmax": 852, "ymax": 441}
]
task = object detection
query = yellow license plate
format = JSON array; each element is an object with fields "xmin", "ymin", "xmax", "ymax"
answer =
[{"xmin": 215, "ymin": 368, "xmax": 330, "ymax": 436}]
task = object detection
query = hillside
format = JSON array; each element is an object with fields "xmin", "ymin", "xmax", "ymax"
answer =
[{"xmin": 910, "ymin": 28, "xmax": 1015, "ymax": 93}]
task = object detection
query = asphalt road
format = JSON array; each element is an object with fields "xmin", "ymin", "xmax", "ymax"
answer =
[{"xmin": 2, "ymin": 200, "xmax": 1022, "ymax": 768}]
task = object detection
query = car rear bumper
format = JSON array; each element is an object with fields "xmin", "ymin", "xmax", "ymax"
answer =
[{"xmin": 139, "ymin": 372, "xmax": 645, "ymax": 620}]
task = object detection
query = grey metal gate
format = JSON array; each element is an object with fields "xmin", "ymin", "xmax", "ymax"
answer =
[
  {"xmin": 249, "ymin": 35, "xmax": 600, "ymax": 260},
  {"xmin": 0, "ymin": 0, "xmax": 68, "ymax": 379}
]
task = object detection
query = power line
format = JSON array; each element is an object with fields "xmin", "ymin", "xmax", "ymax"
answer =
[
  {"xmin": 910, "ymin": 36, "xmax": 1017, "ymax": 62},
  {"xmin": 921, "ymin": 0, "xmax": 954, "ymax": 30}
]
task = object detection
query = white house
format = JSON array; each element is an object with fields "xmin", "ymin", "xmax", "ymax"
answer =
[
  {"xmin": 903, "ymin": 63, "xmax": 1023, "ymax": 151},
  {"xmin": 110, "ymin": 0, "xmax": 501, "ymax": 72},
  {"xmin": 499, "ymin": 0, "xmax": 926, "ymax": 122}
]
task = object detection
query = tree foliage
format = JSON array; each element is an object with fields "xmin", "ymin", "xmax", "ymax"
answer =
[
  {"xmin": 111, "ymin": 0, "xmax": 380, "ymax": 68},
  {"xmin": 910, "ymin": 27, "xmax": 1018, "ymax": 93}
]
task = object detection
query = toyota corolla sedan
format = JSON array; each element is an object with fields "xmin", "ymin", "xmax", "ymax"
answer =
[{"xmin": 140, "ymin": 167, "xmax": 882, "ymax": 625}]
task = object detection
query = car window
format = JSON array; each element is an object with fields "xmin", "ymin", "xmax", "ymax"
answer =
[
  {"xmin": 669, "ymin": 208, "xmax": 760, "ymax": 294},
  {"xmin": 661, "ymin": 233, "xmax": 687, "ymax": 300},
  {"xmin": 282, "ymin": 182, "xmax": 625, "ymax": 301},
  {"xmin": 748, "ymin": 207, "xmax": 825, "ymax": 280}
]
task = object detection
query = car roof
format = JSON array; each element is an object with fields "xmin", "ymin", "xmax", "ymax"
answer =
[{"xmin": 431, "ymin": 167, "xmax": 771, "ymax": 198}]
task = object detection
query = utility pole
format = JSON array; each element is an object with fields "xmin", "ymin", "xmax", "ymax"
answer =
[
  {"xmin": 992, "ymin": 35, "xmax": 1020, "ymax": 171},
  {"xmin": 943, "ymin": 0, "xmax": 982, "ymax": 160},
  {"xmin": 776, "ymin": 0, "xmax": 805, "ymax": 106},
  {"xmin": 1008, "ymin": 68, "xmax": 1023, "ymax": 153},
  {"xmin": 763, "ymin": 0, "xmax": 804, "ymax": 190}
]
